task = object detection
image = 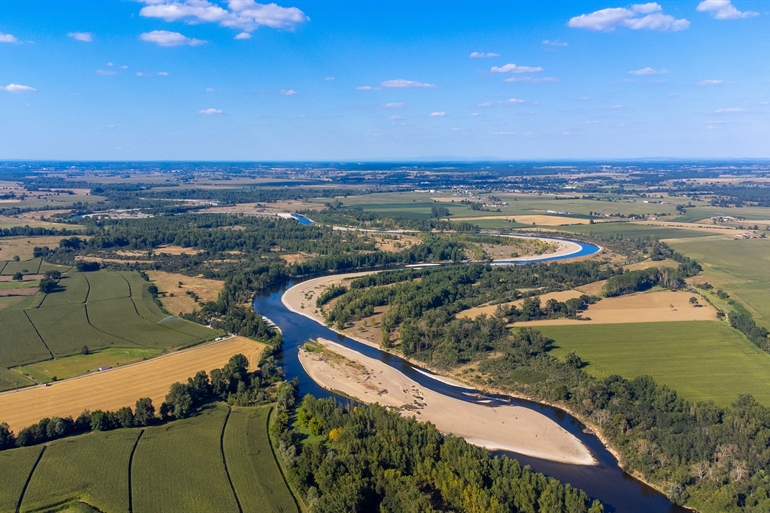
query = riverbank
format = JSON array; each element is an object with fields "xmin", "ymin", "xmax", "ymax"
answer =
[{"xmin": 299, "ymin": 338, "xmax": 595, "ymax": 466}]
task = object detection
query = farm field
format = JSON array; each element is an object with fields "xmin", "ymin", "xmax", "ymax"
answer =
[
  {"xmin": 541, "ymin": 321, "xmax": 770, "ymax": 406},
  {"xmin": 0, "ymin": 257, "xmax": 42, "ymax": 276},
  {"xmin": 0, "ymin": 404, "xmax": 293, "ymax": 513},
  {"xmin": 20, "ymin": 429, "xmax": 140, "ymax": 513},
  {"xmin": 0, "ymin": 336, "xmax": 266, "ymax": 431},
  {"xmin": 0, "ymin": 215, "xmax": 80, "ymax": 230},
  {"xmin": 667, "ymin": 236, "xmax": 770, "ymax": 330},
  {"xmin": 0, "ymin": 236, "xmax": 76, "ymax": 261},
  {"xmin": 148, "ymin": 271, "xmax": 224, "ymax": 315},
  {"xmin": 224, "ymin": 407, "xmax": 298, "ymax": 513},
  {"xmin": 0, "ymin": 367, "xmax": 35, "ymax": 391},
  {"xmin": 18, "ymin": 347, "xmax": 163, "ymax": 383}
]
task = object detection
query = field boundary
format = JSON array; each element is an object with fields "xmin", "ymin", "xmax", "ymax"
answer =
[
  {"xmin": 0, "ymin": 261, "xmax": 7, "ymax": 274},
  {"xmin": 220, "ymin": 407, "xmax": 244, "ymax": 513},
  {"xmin": 16, "ymin": 445, "xmax": 46, "ymax": 513},
  {"xmin": 127, "ymin": 429, "xmax": 145, "ymax": 513},
  {"xmin": 82, "ymin": 274, "xmax": 91, "ymax": 304},
  {"xmin": 266, "ymin": 407, "xmax": 306, "ymax": 513},
  {"xmin": 23, "ymin": 310, "xmax": 53, "ymax": 361}
]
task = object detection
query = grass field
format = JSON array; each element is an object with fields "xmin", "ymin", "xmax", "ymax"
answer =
[
  {"xmin": 0, "ymin": 445, "xmax": 44, "ymax": 513},
  {"xmin": 132, "ymin": 404, "xmax": 241, "ymax": 513},
  {"xmin": 224, "ymin": 407, "xmax": 298, "ymax": 513},
  {"xmin": 18, "ymin": 347, "xmax": 163, "ymax": 383},
  {"xmin": 667, "ymin": 236, "xmax": 770, "ymax": 331},
  {"xmin": 21, "ymin": 429, "xmax": 141, "ymax": 513},
  {"xmin": 0, "ymin": 336, "xmax": 266, "ymax": 431},
  {"xmin": 0, "ymin": 367, "xmax": 35, "ymax": 391},
  {"xmin": 0, "ymin": 310, "xmax": 51, "ymax": 367},
  {"xmin": 83, "ymin": 272, "xmax": 130, "ymax": 302},
  {"xmin": 0, "ymin": 257, "xmax": 42, "ymax": 276},
  {"xmin": 541, "ymin": 321, "xmax": 770, "ymax": 406}
]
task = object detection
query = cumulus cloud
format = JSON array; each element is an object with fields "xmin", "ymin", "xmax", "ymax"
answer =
[
  {"xmin": 629, "ymin": 67, "xmax": 669, "ymax": 75},
  {"xmin": 504, "ymin": 76, "xmax": 559, "ymax": 83},
  {"xmin": 470, "ymin": 51, "xmax": 500, "ymax": 58},
  {"xmin": 568, "ymin": 3, "xmax": 690, "ymax": 31},
  {"xmin": 199, "ymin": 108, "xmax": 223, "ymax": 115},
  {"xmin": 280, "ymin": 89, "xmax": 297, "ymax": 95},
  {"xmin": 136, "ymin": 72, "xmax": 150, "ymax": 77},
  {"xmin": 0, "ymin": 32, "xmax": 19, "ymax": 43},
  {"xmin": 381, "ymin": 79, "xmax": 436, "ymax": 88},
  {"xmin": 715, "ymin": 107, "xmax": 746, "ymax": 113},
  {"xmin": 542, "ymin": 39, "xmax": 568, "ymax": 47},
  {"xmin": 697, "ymin": 79, "xmax": 722, "ymax": 86},
  {"xmin": 138, "ymin": 0, "xmax": 308, "ymax": 34},
  {"xmin": 140, "ymin": 30, "xmax": 205, "ymax": 46},
  {"xmin": 234, "ymin": 32, "xmax": 251, "ymax": 39},
  {"xmin": 430, "ymin": 111, "xmax": 446, "ymax": 117},
  {"xmin": 383, "ymin": 102, "xmax": 406, "ymax": 108},
  {"xmin": 3, "ymin": 84, "xmax": 36, "ymax": 93},
  {"xmin": 697, "ymin": 0, "xmax": 758, "ymax": 19},
  {"xmin": 491, "ymin": 64, "xmax": 543, "ymax": 74},
  {"xmin": 68, "ymin": 32, "xmax": 93, "ymax": 42}
]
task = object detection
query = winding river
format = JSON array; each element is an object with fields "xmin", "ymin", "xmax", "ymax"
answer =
[{"xmin": 252, "ymin": 238, "xmax": 686, "ymax": 513}]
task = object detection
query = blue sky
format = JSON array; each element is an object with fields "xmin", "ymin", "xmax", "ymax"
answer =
[{"xmin": 0, "ymin": 0, "xmax": 768, "ymax": 160}]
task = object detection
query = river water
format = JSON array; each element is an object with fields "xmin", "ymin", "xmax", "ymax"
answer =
[{"xmin": 252, "ymin": 240, "xmax": 687, "ymax": 513}]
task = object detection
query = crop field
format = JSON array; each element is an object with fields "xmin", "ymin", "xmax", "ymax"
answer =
[
  {"xmin": 0, "ymin": 310, "xmax": 51, "ymax": 367},
  {"xmin": 0, "ymin": 236, "xmax": 71, "ymax": 262},
  {"xmin": 552, "ymin": 222, "xmax": 710, "ymax": 239},
  {"xmin": 83, "ymin": 272, "xmax": 130, "ymax": 302},
  {"xmin": 39, "ymin": 272, "xmax": 89, "ymax": 307},
  {"xmin": 148, "ymin": 271, "xmax": 224, "ymax": 315},
  {"xmin": 0, "ymin": 445, "xmax": 44, "ymax": 513},
  {"xmin": 224, "ymin": 406, "xmax": 298, "ymax": 513},
  {"xmin": 0, "ymin": 336, "xmax": 266, "ymax": 431},
  {"xmin": 0, "ymin": 257, "xmax": 42, "ymax": 276},
  {"xmin": 541, "ymin": 321, "xmax": 770, "ymax": 406},
  {"xmin": 668, "ymin": 236, "xmax": 770, "ymax": 330},
  {"xmin": 132, "ymin": 404, "xmax": 240, "ymax": 513},
  {"xmin": 18, "ymin": 347, "xmax": 163, "ymax": 383},
  {"xmin": 20, "ymin": 429, "xmax": 141, "ymax": 513}
]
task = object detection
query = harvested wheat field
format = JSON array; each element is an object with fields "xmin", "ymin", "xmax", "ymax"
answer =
[
  {"xmin": 514, "ymin": 290, "xmax": 717, "ymax": 327},
  {"xmin": 457, "ymin": 290, "xmax": 585, "ymax": 320},
  {"xmin": 148, "ymin": 271, "xmax": 224, "ymax": 315},
  {"xmin": 0, "ymin": 336, "xmax": 266, "ymax": 432},
  {"xmin": 154, "ymin": 245, "xmax": 201, "ymax": 256},
  {"xmin": 0, "ymin": 236, "xmax": 79, "ymax": 261}
]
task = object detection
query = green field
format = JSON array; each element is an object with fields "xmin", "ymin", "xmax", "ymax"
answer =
[
  {"xmin": 553, "ymin": 222, "xmax": 709, "ymax": 239},
  {"xmin": 0, "ymin": 280, "xmax": 39, "ymax": 290},
  {"xmin": 0, "ymin": 264, "xmax": 223, "ymax": 391},
  {"xmin": 131, "ymin": 405, "xmax": 240, "ymax": 513},
  {"xmin": 18, "ymin": 347, "xmax": 163, "ymax": 383},
  {"xmin": 0, "ymin": 367, "xmax": 35, "ymax": 391},
  {"xmin": 542, "ymin": 321, "xmax": 770, "ymax": 406},
  {"xmin": 21, "ymin": 429, "xmax": 141, "ymax": 513},
  {"xmin": 668, "ymin": 236, "xmax": 770, "ymax": 330},
  {"xmin": 0, "ymin": 258, "xmax": 42, "ymax": 276},
  {"xmin": 0, "ymin": 445, "xmax": 44, "ymax": 513},
  {"xmin": 224, "ymin": 407, "xmax": 298, "ymax": 513}
]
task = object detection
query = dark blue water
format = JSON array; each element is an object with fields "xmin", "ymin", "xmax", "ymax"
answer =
[
  {"xmin": 253, "ymin": 270, "xmax": 686, "ymax": 512},
  {"xmin": 291, "ymin": 214, "xmax": 314, "ymax": 225}
]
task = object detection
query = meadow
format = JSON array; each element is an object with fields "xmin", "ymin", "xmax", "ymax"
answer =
[
  {"xmin": 541, "ymin": 321, "xmax": 770, "ymax": 406},
  {"xmin": 18, "ymin": 347, "xmax": 163, "ymax": 383},
  {"xmin": 1, "ymin": 404, "xmax": 295, "ymax": 513},
  {"xmin": 0, "ymin": 265, "xmax": 224, "ymax": 391}
]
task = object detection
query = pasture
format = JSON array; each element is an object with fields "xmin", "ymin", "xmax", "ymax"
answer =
[
  {"xmin": 541, "ymin": 321, "xmax": 770, "ymax": 406},
  {"xmin": 668, "ymin": 236, "xmax": 770, "ymax": 330},
  {"xmin": 224, "ymin": 407, "xmax": 298, "ymax": 513},
  {"xmin": 1, "ymin": 404, "xmax": 294, "ymax": 513},
  {"xmin": 148, "ymin": 271, "xmax": 224, "ymax": 315},
  {"xmin": 0, "ymin": 336, "xmax": 266, "ymax": 431},
  {"xmin": 0, "ymin": 236, "xmax": 75, "ymax": 261},
  {"xmin": 18, "ymin": 347, "xmax": 163, "ymax": 383}
]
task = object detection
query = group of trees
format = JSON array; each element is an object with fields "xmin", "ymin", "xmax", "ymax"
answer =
[
  {"xmin": 278, "ymin": 395, "xmax": 604, "ymax": 513},
  {"xmin": 499, "ymin": 294, "xmax": 598, "ymax": 323},
  {"xmin": 0, "ymin": 353, "xmax": 281, "ymax": 451}
]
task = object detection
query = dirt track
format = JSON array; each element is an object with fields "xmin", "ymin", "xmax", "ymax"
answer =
[{"xmin": 0, "ymin": 336, "xmax": 266, "ymax": 431}]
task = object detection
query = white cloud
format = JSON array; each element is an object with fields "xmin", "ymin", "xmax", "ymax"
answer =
[
  {"xmin": 383, "ymin": 102, "xmax": 406, "ymax": 108},
  {"xmin": 504, "ymin": 76, "xmax": 559, "ymax": 83},
  {"xmin": 234, "ymin": 32, "xmax": 251, "ymax": 39},
  {"xmin": 158, "ymin": 71, "xmax": 169, "ymax": 76},
  {"xmin": 715, "ymin": 107, "xmax": 746, "ymax": 113},
  {"xmin": 4, "ymin": 83, "xmax": 36, "ymax": 93},
  {"xmin": 499, "ymin": 98, "xmax": 525, "ymax": 105},
  {"xmin": 138, "ymin": 0, "xmax": 308, "ymax": 33},
  {"xmin": 760, "ymin": 101, "xmax": 770, "ymax": 105},
  {"xmin": 470, "ymin": 51, "xmax": 500, "ymax": 58},
  {"xmin": 140, "ymin": 30, "xmax": 206, "ymax": 47},
  {"xmin": 629, "ymin": 67, "xmax": 669, "ymax": 75},
  {"xmin": 68, "ymin": 32, "xmax": 92, "ymax": 42},
  {"xmin": 697, "ymin": 0, "xmax": 758, "ymax": 19},
  {"xmin": 356, "ymin": 85, "xmax": 375, "ymax": 90},
  {"xmin": 390, "ymin": 115, "xmax": 401, "ymax": 120},
  {"xmin": 568, "ymin": 4, "xmax": 690, "ymax": 31},
  {"xmin": 97, "ymin": 69, "xmax": 118, "ymax": 76},
  {"xmin": 136, "ymin": 72, "xmax": 150, "ymax": 77},
  {"xmin": 697, "ymin": 79, "xmax": 722, "ymax": 86},
  {"xmin": 324, "ymin": 76, "xmax": 335, "ymax": 81},
  {"xmin": 120, "ymin": 65, "xmax": 128, "ymax": 69},
  {"xmin": 381, "ymin": 79, "xmax": 436, "ymax": 88},
  {"xmin": 430, "ymin": 111, "xmax": 446, "ymax": 117},
  {"xmin": 280, "ymin": 89, "xmax": 297, "ymax": 95},
  {"xmin": 542, "ymin": 39, "xmax": 568, "ymax": 47},
  {"xmin": 491, "ymin": 63, "xmax": 543, "ymax": 74},
  {"xmin": 471, "ymin": 112, "xmax": 480, "ymax": 116},
  {"xmin": 205, "ymin": 87, "xmax": 215, "ymax": 92},
  {"xmin": 476, "ymin": 102, "xmax": 492, "ymax": 107},
  {"xmin": 0, "ymin": 32, "xmax": 19, "ymax": 43},
  {"xmin": 199, "ymin": 108, "xmax": 223, "ymax": 115}
]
